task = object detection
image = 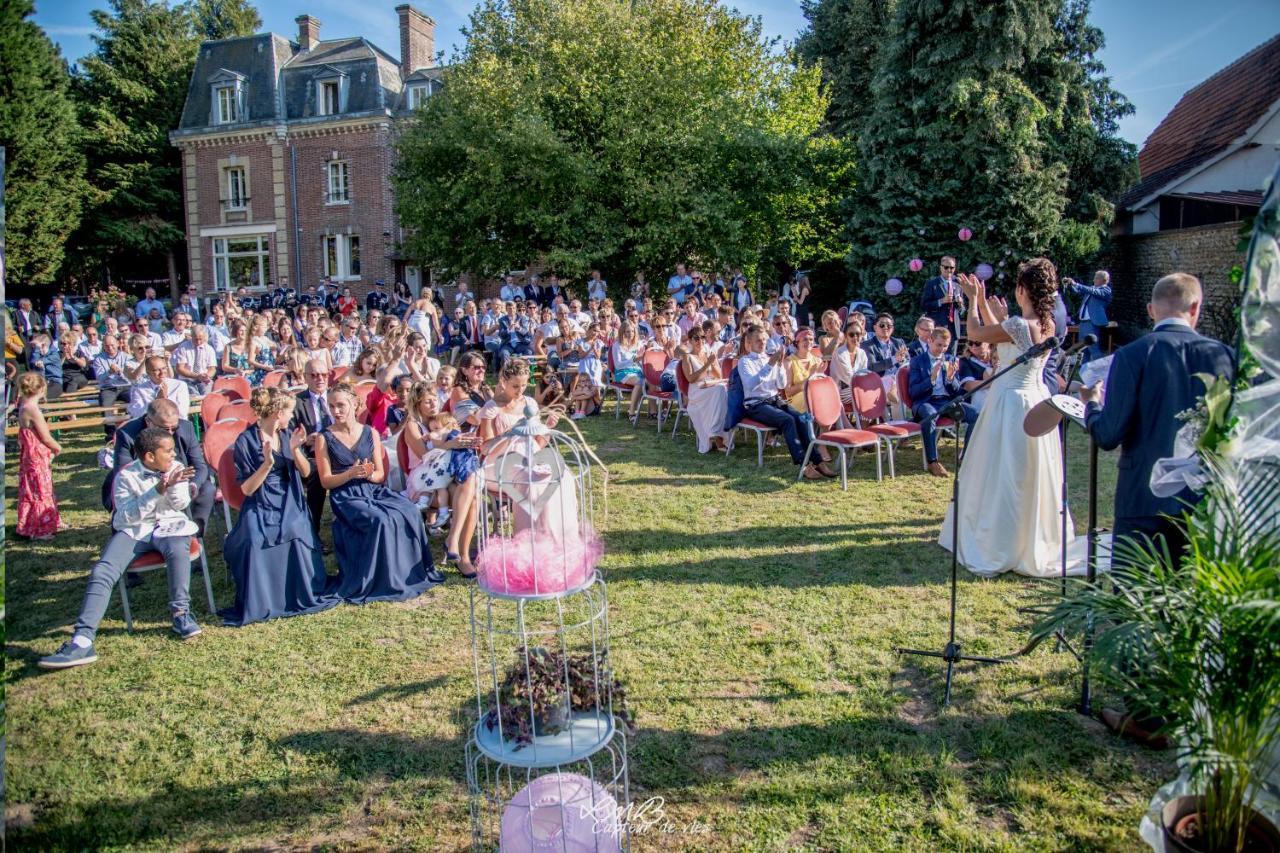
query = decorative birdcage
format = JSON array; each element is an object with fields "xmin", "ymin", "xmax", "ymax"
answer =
[{"xmin": 466, "ymin": 403, "xmax": 631, "ymax": 852}]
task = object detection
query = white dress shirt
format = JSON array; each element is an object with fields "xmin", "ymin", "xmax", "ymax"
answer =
[
  {"xmin": 112, "ymin": 458, "xmax": 193, "ymax": 540},
  {"xmin": 128, "ymin": 377, "xmax": 191, "ymax": 420},
  {"xmin": 172, "ymin": 341, "xmax": 217, "ymax": 387},
  {"xmin": 738, "ymin": 351, "xmax": 787, "ymax": 402},
  {"xmin": 93, "ymin": 351, "xmax": 132, "ymax": 388},
  {"xmin": 830, "ymin": 344, "xmax": 869, "ymax": 404}
]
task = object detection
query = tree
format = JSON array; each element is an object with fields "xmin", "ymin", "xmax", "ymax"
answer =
[
  {"xmin": 394, "ymin": 0, "xmax": 846, "ymax": 286},
  {"xmin": 847, "ymin": 0, "xmax": 1073, "ymax": 311},
  {"xmin": 70, "ymin": 0, "xmax": 259, "ymax": 289},
  {"xmin": 0, "ymin": 0, "xmax": 88, "ymax": 288},
  {"xmin": 796, "ymin": 0, "xmax": 897, "ymax": 136}
]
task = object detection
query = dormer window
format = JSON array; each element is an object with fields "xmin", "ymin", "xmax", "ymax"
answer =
[
  {"xmin": 208, "ymin": 69, "xmax": 247, "ymax": 126},
  {"xmin": 408, "ymin": 85, "xmax": 430, "ymax": 110},
  {"xmin": 217, "ymin": 86, "xmax": 239, "ymax": 123},
  {"xmin": 315, "ymin": 71, "xmax": 349, "ymax": 117},
  {"xmin": 321, "ymin": 81, "xmax": 340, "ymax": 115}
]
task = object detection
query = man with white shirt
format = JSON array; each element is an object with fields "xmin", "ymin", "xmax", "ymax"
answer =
[
  {"xmin": 162, "ymin": 312, "xmax": 193, "ymax": 352},
  {"xmin": 737, "ymin": 324, "xmax": 833, "ymax": 479},
  {"xmin": 291, "ymin": 359, "xmax": 333, "ymax": 540},
  {"xmin": 667, "ymin": 263, "xmax": 692, "ymax": 304},
  {"xmin": 134, "ymin": 287, "xmax": 167, "ymax": 322},
  {"xmin": 128, "ymin": 355, "xmax": 191, "ymax": 420},
  {"xmin": 172, "ymin": 326, "xmax": 217, "ymax": 394},
  {"xmin": 499, "ymin": 274, "xmax": 521, "ymax": 303},
  {"xmin": 569, "ymin": 300, "xmax": 591, "ymax": 327},
  {"xmin": 454, "ymin": 280, "xmax": 472, "ymax": 309},
  {"xmin": 587, "ymin": 270, "xmax": 607, "ymax": 302},
  {"xmin": 76, "ymin": 326, "xmax": 103, "ymax": 369},
  {"xmin": 93, "ymin": 334, "xmax": 132, "ymax": 438}
]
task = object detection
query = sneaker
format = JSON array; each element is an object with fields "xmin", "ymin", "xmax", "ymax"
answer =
[
  {"xmin": 415, "ymin": 495, "xmax": 432, "ymax": 511},
  {"xmin": 172, "ymin": 611, "xmax": 202, "ymax": 640},
  {"xmin": 425, "ymin": 568, "xmax": 447, "ymax": 584},
  {"xmin": 570, "ymin": 412, "xmax": 585, "ymax": 420},
  {"xmin": 435, "ymin": 507, "xmax": 452, "ymax": 527},
  {"xmin": 38, "ymin": 640, "xmax": 98, "ymax": 670}
]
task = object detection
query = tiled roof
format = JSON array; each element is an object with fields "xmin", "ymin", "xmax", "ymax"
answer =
[
  {"xmin": 1119, "ymin": 33, "xmax": 1280, "ymax": 209},
  {"xmin": 1166, "ymin": 190, "xmax": 1264, "ymax": 206}
]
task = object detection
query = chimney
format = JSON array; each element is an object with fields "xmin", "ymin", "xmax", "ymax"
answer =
[
  {"xmin": 396, "ymin": 4, "xmax": 435, "ymax": 78},
  {"xmin": 296, "ymin": 14, "xmax": 321, "ymax": 51}
]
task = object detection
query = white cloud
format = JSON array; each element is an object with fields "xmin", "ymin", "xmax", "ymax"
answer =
[{"xmin": 42, "ymin": 24, "xmax": 95, "ymax": 37}]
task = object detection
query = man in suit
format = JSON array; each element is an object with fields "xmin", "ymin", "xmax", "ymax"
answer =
[
  {"xmin": 13, "ymin": 298, "xmax": 41, "ymax": 341},
  {"xmin": 908, "ymin": 327, "xmax": 979, "ymax": 477},
  {"xmin": 920, "ymin": 257, "xmax": 964, "ymax": 345},
  {"xmin": 1066, "ymin": 270, "xmax": 1113, "ymax": 362},
  {"xmin": 44, "ymin": 295, "xmax": 78, "ymax": 333},
  {"xmin": 291, "ymin": 358, "xmax": 333, "ymax": 542},
  {"xmin": 103, "ymin": 398, "xmax": 214, "ymax": 538},
  {"xmin": 1082, "ymin": 272, "xmax": 1233, "ymax": 558}
]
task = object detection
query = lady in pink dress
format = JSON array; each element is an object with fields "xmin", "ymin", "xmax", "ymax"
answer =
[{"xmin": 15, "ymin": 372, "xmax": 63, "ymax": 539}]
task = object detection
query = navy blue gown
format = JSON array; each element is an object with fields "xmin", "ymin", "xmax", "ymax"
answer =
[
  {"xmin": 323, "ymin": 425, "xmax": 436, "ymax": 603},
  {"xmin": 222, "ymin": 425, "xmax": 338, "ymax": 626}
]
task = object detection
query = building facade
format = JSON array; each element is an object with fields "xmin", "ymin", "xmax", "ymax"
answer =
[{"xmin": 169, "ymin": 5, "xmax": 443, "ymax": 300}]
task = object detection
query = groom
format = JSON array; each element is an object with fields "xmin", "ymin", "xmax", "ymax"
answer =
[
  {"xmin": 1081, "ymin": 273, "xmax": 1233, "ymax": 745},
  {"xmin": 908, "ymin": 327, "xmax": 978, "ymax": 477}
]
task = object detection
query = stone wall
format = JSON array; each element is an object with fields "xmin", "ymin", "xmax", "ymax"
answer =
[{"xmin": 1102, "ymin": 221, "xmax": 1245, "ymax": 344}]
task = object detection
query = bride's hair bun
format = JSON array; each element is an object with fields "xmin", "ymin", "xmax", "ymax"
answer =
[{"xmin": 1016, "ymin": 257, "xmax": 1058, "ymax": 333}]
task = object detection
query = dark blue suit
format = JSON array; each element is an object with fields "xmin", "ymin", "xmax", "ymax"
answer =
[
  {"xmin": 907, "ymin": 351, "xmax": 978, "ymax": 464},
  {"xmin": 920, "ymin": 276, "xmax": 961, "ymax": 334},
  {"xmin": 1084, "ymin": 321, "xmax": 1233, "ymax": 551},
  {"xmin": 1068, "ymin": 280, "xmax": 1112, "ymax": 361},
  {"xmin": 862, "ymin": 335, "xmax": 907, "ymax": 376}
]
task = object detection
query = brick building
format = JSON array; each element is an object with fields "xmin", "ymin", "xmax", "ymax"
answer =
[
  {"xmin": 169, "ymin": 5, "xmax": 444, "ymax": 301},
  {"xmin": 1106, "ymin": 33, "xmax": 1280, "ymax": 341}
]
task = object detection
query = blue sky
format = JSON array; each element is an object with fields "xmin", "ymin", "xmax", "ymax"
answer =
[{"xmin": 33, "ymin": 0, "xmax": 1280, "ymax": 148}]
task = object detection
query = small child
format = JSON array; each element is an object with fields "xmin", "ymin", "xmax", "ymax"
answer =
[
  {"xmin": 536, "ymin": 367, "xmax": 565, "ymax": 408},
  {"xmin": 15, "ymin": 372, "xmax": 63, "ymax": 539},
  {"xmin": 570, "ymin": 325, "xmax": 605, "ymax": 419},
  {"xmin": 385, "ymin": 374, "xmax": 415, "ymax": 433},
  {"xmin": 435, "ymin": 365, "xmax": 457, "ymax": 409},
  {"xmin": 39, "ymin": 427, "xmax": 200, "ymax": 669}
]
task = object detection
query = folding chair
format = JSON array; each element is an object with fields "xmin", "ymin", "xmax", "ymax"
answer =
[
  {"xmin": 212, "ymin": 374, "xmax": 251, "ymax": 401},
  {"xmin": 118, "ymin": 538, "xmax": 216, "ymax": 633},
  {"xmin": 261, "ymin": 370, "xmax": 287, "ymax": 388},
  {"xmin": 217, "ymin": 400, "xmax": 255, "ymax": 423},
  {"xmin": 801, "ymin": 374, "xmax": 882, "ymax": 489},
  {"xmin": 639, "ymin": 350, "xmax": 673, "ymax": 430},
  {"xmin": 849, "ymin": 372, "xmax": 922, "ymax": 479},
  {"xmin": 199, "ymin": 390, "xmax": 234, "ymax": 427},
  {"xmin": 202, "ymin": 417, "xmax": 251, "ymax": 533}
]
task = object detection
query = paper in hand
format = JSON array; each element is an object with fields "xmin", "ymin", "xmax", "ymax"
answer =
[{"xmin": 1078, "ymin": 354, "xmax": 1114, "ymax": 390}]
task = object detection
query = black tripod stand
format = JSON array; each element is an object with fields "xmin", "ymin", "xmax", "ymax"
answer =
[{"xmin": 897, "ymin": 337, "xmax": 1058, "ymax": 707}]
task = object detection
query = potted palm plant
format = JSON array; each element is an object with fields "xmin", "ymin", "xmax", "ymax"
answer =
[{"xmin": 1037, "ymin": 453, "xmax": 1280, "ymax": 853}]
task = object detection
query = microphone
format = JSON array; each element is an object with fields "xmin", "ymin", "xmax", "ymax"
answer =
[
  {"xmin": 1061, "ymin": 334, "xmax": 1098, "ymax": 357},
  {"xmin": 1012, "ymin": 336, "xmax": 1059, "ymax": 366}
]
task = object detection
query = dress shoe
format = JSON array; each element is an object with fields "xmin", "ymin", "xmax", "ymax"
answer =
[
  {"xmin": 1101, "ymin": 707, "xmax": 1169, "ymax": 749},
  {"xmin": 928, "ymin": 461, "xmax": 949, "ymax": 477}
]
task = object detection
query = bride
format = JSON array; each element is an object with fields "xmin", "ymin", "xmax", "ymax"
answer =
[{"xmin": 939, "ymin": 258, "xmax": 1087, "ymax": 578}]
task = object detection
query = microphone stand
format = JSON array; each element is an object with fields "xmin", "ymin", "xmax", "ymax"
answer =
[{"xmin": 896, "ymin": 338, "xmax": 1057, "ymax": 707}]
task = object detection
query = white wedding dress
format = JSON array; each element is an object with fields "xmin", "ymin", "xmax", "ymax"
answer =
[{"xmin": 939, "ymin": 316, "xmax": 1090, "ymax": 578}]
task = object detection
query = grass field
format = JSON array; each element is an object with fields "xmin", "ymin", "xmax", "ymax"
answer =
[{"xmin": 5, "ymin": 410, "xmax": 1173, "ymax": 850}]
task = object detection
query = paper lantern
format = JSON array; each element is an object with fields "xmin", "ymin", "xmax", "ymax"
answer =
[
  {"xmin": 958, "ymin": 228, "xmax": 973, "ymax": 242},
  {"xmin": 885, "ymin": 278, "xmax": 904, "ymax": 296},
  {"xmin": 975, "ymin": 263, "xmax": 994, "ymax": 281},
  {"xmin": 917, "ymin": 228, "xmax": 926, "ymax": 236},
  {"xmin": 908, "ymin": 258, "xmax": 924, "ymax": 273},
  {"xmin": 501, "ymin": 773, "xmax": 620, "ymax": 853}
]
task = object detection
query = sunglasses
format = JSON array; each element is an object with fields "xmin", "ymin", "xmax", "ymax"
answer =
[
  {"xmin": 941, "ymin": 265, "xmax": 955, "ymax": 270},
  {"xmin": 877, "ymin": 323, "xmax": 893, "ymax": 329}
]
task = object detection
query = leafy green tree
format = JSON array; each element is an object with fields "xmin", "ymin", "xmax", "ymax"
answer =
[
  {"xmin": 70, "ymin": 0, "xmax": 259, "ymax": 288},
  {"xmin": 847, "ymin": 0, "xmax": 1072, "ymax": 311},
  {"xmin": 796, "ymin": 0, "xmax": 897, "ymax": 136},
  {"xmin": 394, "ymin": 0, "xmax": 845, "ymax": 286},
  {"xmin": 0, "ymin": 0, "xmax": 88, "ymax": 288}
]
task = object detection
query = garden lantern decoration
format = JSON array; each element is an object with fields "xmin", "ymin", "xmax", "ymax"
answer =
[
  {"xmin": 909, "ymin": 258, "xmax": 924, "ymax": 273},
  {"xmin": 885, "ymin": 278, "xmax": 904, "ymax": 296},
  {"xmin": 975, "ymin": 264, "xmax": 994, "ymax": 282},
  {"xmin": 958, "ymin": 227, "xmax": 973, "ymax": 242}
]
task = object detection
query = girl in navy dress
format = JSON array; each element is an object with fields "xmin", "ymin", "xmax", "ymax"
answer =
[
  {"xmin": 315, "ymin": 383, "xmax": 445, "ymax": 602},
  {"xmin": 223, "ymin": 388, "xmax": 338, "ymax": 626}
]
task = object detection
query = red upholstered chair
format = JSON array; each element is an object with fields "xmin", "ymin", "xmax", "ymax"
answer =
[
  {"xmin": 217, "ymin": 400, "xmax": 255, "ymax": 423},
  {"xmin": 199, "ymin": 390, "xmax": 234, "ymax": 427},
  {"xmin": 202, "ymin": 416, "xmax": 252, "ymax": 532},
  {"xmin": 896, "ymin": 366, "xmax": 955, "ymax": 471},
  {"xmin": 802, "ymin": 374, "xmax": 882, "ymax": 489},
  {"xmin": 213, "ymin": 374, "xmax": 251, "ymax": 401},
  {"xmin": 639, "ymin": 349, "xmax": 673, "ymax": 430},
  {"xmin": 669, "ymin": 360, "xmax": 692, "ymax": 439},
  {"xmin": 849, "ymin": 372, "xmax": 922, "ymax": 479},
  {"xmin": 261, "ymin": 370, "xmax": 286, "ymax": 388},
  {"xmin": 118, "ymin": 538, "xmax": 215, "ymax": 632}
]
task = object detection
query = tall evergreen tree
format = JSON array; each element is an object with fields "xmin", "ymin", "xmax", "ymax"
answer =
[
  {"xmin": 70, "ymin": 0, "xmax": 259, "ymax": 288},
  {"xmin": 0, "ymin": 0, "xmax": 88, "ymax": 288},
  {"xmin": 847, "ymin": 0, "xmax": 1071, "ymax": 310},
  {"xmin": 796, "ymin": 0, "xmax": 897, "ymax": 135}
]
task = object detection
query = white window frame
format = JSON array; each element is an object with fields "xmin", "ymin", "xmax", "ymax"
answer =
[
  {"xmin": 322, "ymin": 234, "xmax": 361, "ymax": 281},
  {"xmin": 212, "ymin": 235, "xmax": 270, "ymax": 292},
  {"xmin": 326, "ymin": 161, "xmax": 350, "ymax": 205},
  {"xmin": 216, "ymin": 85, "xmax": 239, "ymax": 124},
  {"xmin": 409, "ymin": 85, "xmax": 430, "ymax": 110},
  {"xmin": 225, "ymin": 166, "xmax": 247, "ymax": 210}
]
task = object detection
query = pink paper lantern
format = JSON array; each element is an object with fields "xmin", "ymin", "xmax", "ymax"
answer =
[
  {"xmin": 885, "ymin": 278, "xmax": 904, "ymax": 296},
  {"xmin": 975, "ymin": 263, "xmax": 994, "ymax": 281},
  {"xmin": 908, "ymin": 258, "xmax": 924, "ymax": 273},
  {"xmin": 501, "ymin": 773, "xmax": 620, "ymax": 853},
  {"xmin": 958, "ymin": 228, "xmax": 973, "ymax": 242}
]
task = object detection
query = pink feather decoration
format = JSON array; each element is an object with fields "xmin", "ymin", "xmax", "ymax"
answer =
[{"xmin": 477, "ymin": 526, "xmax": 604, "ymax": 596}]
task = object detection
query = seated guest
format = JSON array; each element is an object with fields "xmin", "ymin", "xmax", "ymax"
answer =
[
  {"xmin": 58, "ymin": 331, "xmax": 91, "ymax": 393},
  {"xmin": 611, "ymin": 321, "xmax": 645, "ymax": 420},
  {"xmin": 829, "ymin": 322, "xmax": 869, "ymax": 408},
  {"xmin": 26, "ymin": 333, "xmax": 62, "ymax": 399},
  {"xmin": 958, "ymin": 339, "xmax": 995, "ymax": 410},
  {"xmin": 315, "ymin": 383, "xmax": 445, "ymax": 601},
  {"xmin": 783, "ymin": 327, "xmax": 823, "ymax": 412},
  {"xmin": 681, "ymin": 325, "xmax": 732, "ymax": 453},
  {"xmin": 128, "ymin": 355, "xmax": 191, "ymax": 420},
  {"xmin": 76, "ymin": 326, "xmax": 104, "ymax": 371},
  {"xmin": 291, "ymin": 358, "xmax": 333, "ymax": 540},
  {"xmin": 106, "ymin": 398, "xmax": 215, "ymax": 537},
  {"xmin": 93, "ymin": 334, "xmax": 132, "ymax": 439},
  {"xmin": 908, "ymin": 328, "xmax": 978, "ymax": 477},
  {"xmin": 906, "ymin": 316, "xmax": 935, "ymax": 359},
  {"xmin": 738, "ymin": 324, "xmax": 834, "ymax": 479},
  {"xmin": 222, "ymin": 388, "xmax": 337, "ymax": 626},
  {"xmin": 39, "ymin": 427, "xmax": 201, "ymax": 669},
  {"xmin": 384, "ymin": 374, "xmax": 415, "ymax": 433},
  {"xmin": 816, "ymin": 310, "xmax": 843, "ymax": 359},
  {"xmin": 172, "ymin": 325, "xmax": 217, "ymax": 395}
]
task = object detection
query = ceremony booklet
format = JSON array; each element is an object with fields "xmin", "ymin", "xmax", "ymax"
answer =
[
  {"xmin": 153, "ymin": 518, "xmax": 198, "ymax": 539},
  {"xmin": 1078, "ymin": 354, "xmax": 1114, "ymax": 389}
]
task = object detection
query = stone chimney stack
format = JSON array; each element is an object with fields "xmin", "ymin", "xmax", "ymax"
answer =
[
  {"xmin": 296, "ymin": 15, "xmax": 321, "ymax": 51},
  {"xmin": 396, "ymin": 4, "xmax": 435, "ymax": 77}
]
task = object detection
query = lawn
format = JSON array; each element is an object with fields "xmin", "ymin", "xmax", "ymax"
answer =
[{"xmin": 5, "ymin": 411, "xmax": 1173, "ymax": 850}]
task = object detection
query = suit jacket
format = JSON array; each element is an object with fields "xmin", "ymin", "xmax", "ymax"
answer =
[
  {"xmin": 459, "ymin": 315, "xmax": 482, "ymax": 346},
  {"xmin": 290, "ymin": 388, "xmax": 334, "ymax": 483},
  {"xmin": 14, "ymin": 309, "xmax": 41, "ymax": 340},
  {"xmin": 907, "ymin": 350, "xmax": 963, "ymax": 404},
  {"xmin": 920, "ymin": 276, "xmax": 960, "ymax": 327},
  {"xmin": 102, "ymin": 417, "xmax": 209, "ymax": 510},
  {"xmin": 1069, "ymin": 281, "xmax": 1112, "ymax": 326},
  {"xmin": 862, "ymin": 335, "xmax": 907, "ymax": 376},
  {"xmin": 1085, "ymin": 323, "xmax": 1233, "ymax": 521},
  {"xmin": 45, "ymin": 307, "xmax": 77, "ymax": 332}
]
